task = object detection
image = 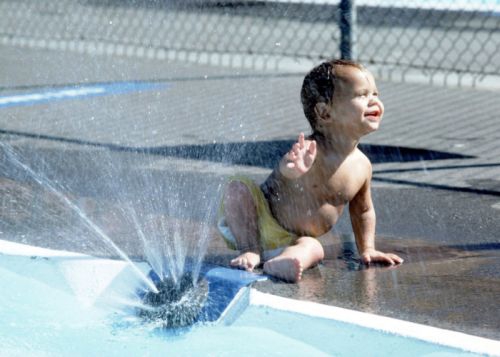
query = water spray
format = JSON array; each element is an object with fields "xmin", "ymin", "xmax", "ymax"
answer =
[{"xmin": 0, "ymin": 142, "xmax": 159, "ymax": 293}]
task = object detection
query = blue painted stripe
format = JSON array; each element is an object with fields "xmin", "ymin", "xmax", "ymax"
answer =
[{"xmin": 0, "ymin": 82, "xmax": 169, "ymax": 108}]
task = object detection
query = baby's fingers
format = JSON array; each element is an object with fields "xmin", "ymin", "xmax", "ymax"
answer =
[
  {"xmin": 286, "ymin": 149, "xmax": 298, "ymax": 161},
  {"xmin": 374, "ymin": 253, "xmax": 403, "ymax": 266},
  {"xmin": 389, "ymin": 253, "xmax": 404, "ymax": 264},
  {"xmin": 307, "ymin": 140, "xmax": 317, "ymax": 155},
  {"xmin": 362, "ymin": 251, "xmax": 401, "ymax": 266},
  {"xmin": 298, "ymin": 132, "xmax": 305, "ymax": 149},
  {"xmin": 292, "ymin": 142, "xmax": 301, "ymax": 155}
]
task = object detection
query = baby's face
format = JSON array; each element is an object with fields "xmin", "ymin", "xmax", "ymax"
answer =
[{"xmin": 330, "ymin": 67, "xmax": 384, "ymax": 136}]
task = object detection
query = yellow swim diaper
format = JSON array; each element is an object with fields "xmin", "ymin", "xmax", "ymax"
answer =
[{"xmin": 218, "ymin": 176, "xmax": 295, "ymax": 252}]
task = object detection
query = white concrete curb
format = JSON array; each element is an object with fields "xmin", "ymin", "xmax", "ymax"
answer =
[{"xmin": 250, "ymin": 289, "xmax": 500, "ymax": 356}]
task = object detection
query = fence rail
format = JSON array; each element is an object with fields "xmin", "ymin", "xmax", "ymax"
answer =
[{"xmin": 1, "ymin": 0, "xmax": 499, "ymax": 86}]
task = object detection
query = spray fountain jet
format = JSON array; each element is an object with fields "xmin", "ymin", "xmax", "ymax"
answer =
[{"xmin": 0, "ymin": 142, "xmax": 159, "ymax": 294}]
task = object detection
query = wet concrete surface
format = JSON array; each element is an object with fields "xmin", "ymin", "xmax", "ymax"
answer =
[{"xmin": 251, "ymin": 239, "xmax": 500, "ymax": 341}]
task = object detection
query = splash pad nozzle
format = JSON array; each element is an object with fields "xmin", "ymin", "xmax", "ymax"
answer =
[
  {"xmin": 136, "ymin": 265, "xmax": 267, "ymax": 329},
  {"xmin": 137, "ymin": 273, "xmax": 209, "ymax": 329}
]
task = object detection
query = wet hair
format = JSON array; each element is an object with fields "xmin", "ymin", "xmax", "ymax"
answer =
[{"xmin": 301, "ymin": 59, "xmax": 364, "ymax": 132}]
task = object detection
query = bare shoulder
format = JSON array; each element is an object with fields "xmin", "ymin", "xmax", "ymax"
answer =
[
  {"xmin": 334, "ymin": 148, "xmax": 371, "ymax": 200},
  {"xmin": 349, "ymin": 148, "xmax": 372, "ymax": 179}
]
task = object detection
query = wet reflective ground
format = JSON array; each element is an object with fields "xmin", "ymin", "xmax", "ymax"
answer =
[{"xmin": 251, "ymin": 237, "xmax": 500, "ymax": 340}]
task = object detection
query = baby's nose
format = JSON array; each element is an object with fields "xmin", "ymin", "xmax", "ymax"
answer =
[{"xmin": 369, "ymin": 95, "xmax": 382, "ymax": 105}]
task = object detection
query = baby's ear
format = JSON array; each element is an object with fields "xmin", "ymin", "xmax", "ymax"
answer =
[{"xmin": 314, "ymin": 102, "xmax": 331, "ymax": 121}]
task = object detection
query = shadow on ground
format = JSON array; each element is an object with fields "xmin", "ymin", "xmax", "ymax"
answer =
[
  {"xmin": 1, "ymin": 129, "xmax": 473, "ymax": 168},
  {"xmin": 141, "ymin": 140, "xmax": 474, "ymax": 166}
]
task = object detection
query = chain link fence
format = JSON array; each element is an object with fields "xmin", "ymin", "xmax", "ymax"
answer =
[{"xmin": 1, "ymin": 0, "xmax": 499, "ymax": 86}]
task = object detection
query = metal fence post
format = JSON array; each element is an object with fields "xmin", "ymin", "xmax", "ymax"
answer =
[{"xmin": 339, "ymin": 0, "xmax": 356, "ymax": 60}]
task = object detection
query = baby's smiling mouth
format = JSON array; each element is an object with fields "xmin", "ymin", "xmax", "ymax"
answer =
[{"xmin": 365, "ymin": 110, "xmax": 380, "ymax": 119}]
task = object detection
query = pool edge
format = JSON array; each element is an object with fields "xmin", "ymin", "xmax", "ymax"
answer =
[{"xmin": 249, "ymin": 289, "xmax": 500, "ymax": 356}]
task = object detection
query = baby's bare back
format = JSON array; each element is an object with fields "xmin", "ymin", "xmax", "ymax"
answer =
[{"xmin": 262, "ymin": 148, "xmax": 370, "ymax": 238}]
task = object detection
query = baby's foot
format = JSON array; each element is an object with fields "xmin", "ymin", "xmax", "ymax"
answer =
[
  {"xmin": 230, "ymin": 252, "xmax": 261, "ymax": 272},
  {"xmin": 263, "ymin": 257, "xmax": 303, "ymax": 283}
]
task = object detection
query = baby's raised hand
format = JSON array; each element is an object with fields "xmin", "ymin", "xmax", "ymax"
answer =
[{"xmin": 280, "ymin": 133, "xmax": 317, "ymax": 179}]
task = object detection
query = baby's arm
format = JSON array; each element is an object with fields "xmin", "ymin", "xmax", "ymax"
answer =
[
  {"xmin": 279, "ymin": 133, "xmax": 317, "ymax": 179},
  {"xmin": 349, "ymin": 169, "xmax": 403, "ymax": 266}
]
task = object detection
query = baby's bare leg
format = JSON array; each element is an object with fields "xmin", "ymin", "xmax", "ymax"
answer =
[
  {"xmin": 263, "ymin": 237, "xmax": 324, "ymax": 283},
  {"xmin": 223, "ymin": 181, "xmax": 261, "ymax": 271}
]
